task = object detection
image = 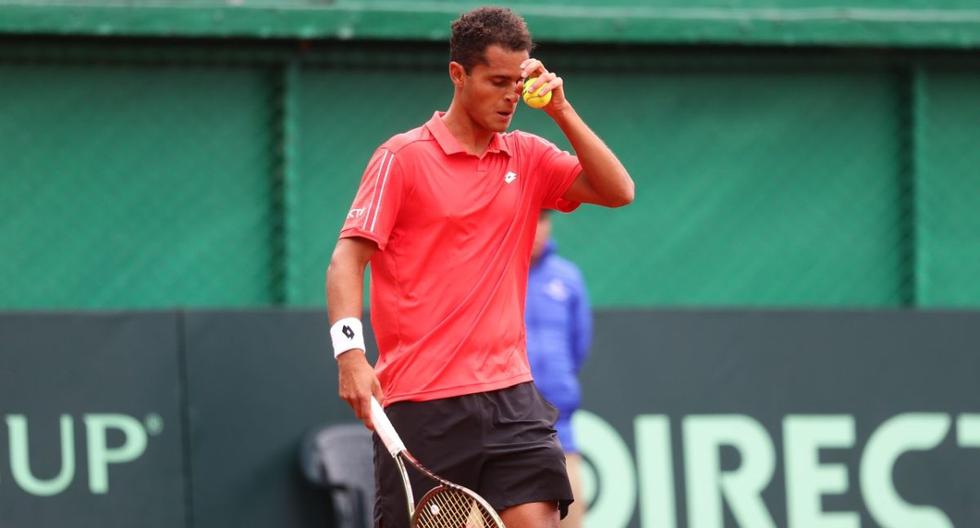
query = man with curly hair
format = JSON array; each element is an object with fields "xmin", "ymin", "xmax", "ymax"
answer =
[{"xmin": 326, "ymin": 6, "xmax": 633, "ymax": 528}]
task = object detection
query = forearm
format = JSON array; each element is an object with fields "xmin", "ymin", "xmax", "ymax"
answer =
[
  {"xmin": 326, "ymin": 238, "xmax": 383, "ymax": 422},
  {"xmin": 326, "ymin": 258, "xmax": 365, "ymax": 325},
  {"xmin": 551, "ymin": 104, "xmax": 634, "ymax": 206}
]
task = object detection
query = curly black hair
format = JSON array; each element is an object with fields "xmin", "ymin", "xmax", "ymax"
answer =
[{"xmin": 450, "ymin": 7, "xmax": 533, "ymax": 73}]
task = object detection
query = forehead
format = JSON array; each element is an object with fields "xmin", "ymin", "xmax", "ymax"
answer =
[{"xmin": 473, "ymin": 45, "xmax": 529, "ymax": 75}]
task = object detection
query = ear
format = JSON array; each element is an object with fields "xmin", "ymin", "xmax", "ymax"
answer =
[{"xmin": 448, "ymin": 61, "xmax": 466, "ymax": 89}]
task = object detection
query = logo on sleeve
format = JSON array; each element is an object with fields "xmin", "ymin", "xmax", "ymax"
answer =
[
  {"xmin": 504, "ymin": 171, "xmax": 518, "ymax": 184},
  {"xmin": 347, "ymin": 208, "xmax": 365, "ymax": 219}
]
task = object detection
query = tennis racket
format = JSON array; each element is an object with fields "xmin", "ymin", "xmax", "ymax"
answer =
[{"xmin": 370, "ymin": 397, "xmax": 506, "ymax": 528}]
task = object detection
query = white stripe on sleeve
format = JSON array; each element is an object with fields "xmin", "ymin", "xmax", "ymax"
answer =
[
  {"xmin": 370, "ymin": 152, "xmax": 395, "ymax": 233},
  {"xmin": 362, "ymin": 150, "xmax": 391, "ymax": 231}
]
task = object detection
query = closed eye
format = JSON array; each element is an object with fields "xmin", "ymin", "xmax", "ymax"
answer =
[{"xmin": 490, "ymin": 76, "xmax": 520, "ymax": 88}]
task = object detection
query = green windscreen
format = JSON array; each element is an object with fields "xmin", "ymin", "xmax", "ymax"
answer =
[
  {"xmin": 0, "ymin": 63, "xmax": 276, "ymax": 308},
  {"xmin": 2, "ymin": 43, "xmax": 978, "ymax": 309},
  {"xmin": 917, "ymin": 67, "xmax": 980, "ymax": 307}
]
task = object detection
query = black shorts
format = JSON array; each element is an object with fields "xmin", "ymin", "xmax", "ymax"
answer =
[{"xmin": 373, "ymin": 382, "xmax": 573, "ymax": 528}]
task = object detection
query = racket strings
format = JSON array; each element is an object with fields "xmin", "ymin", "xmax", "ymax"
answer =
[{"xmin": 413, "ymin": 487, "xmax": 498, "ymax": 528}]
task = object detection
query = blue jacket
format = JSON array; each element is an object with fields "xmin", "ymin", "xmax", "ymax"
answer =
[{"xmin": 525, "ymin": 240, "xmax": 592, "ymax": 453}]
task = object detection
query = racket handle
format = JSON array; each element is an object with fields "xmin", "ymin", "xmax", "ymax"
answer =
[{"xmin": 370, "ymin": 397, "xmax": 406, "ymax": 456}]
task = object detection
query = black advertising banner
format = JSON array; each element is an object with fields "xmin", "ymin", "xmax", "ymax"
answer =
[
  {"xmin": 1, "ymin": 310, "xmax": 979, "ymax": 528},
  {"xmin": 0, "ymin": 313, "xmax": 185, "ymax": 528},
  {"xmin": 575, "ymin": 311, "xmax": 980, "ymax": 528}
]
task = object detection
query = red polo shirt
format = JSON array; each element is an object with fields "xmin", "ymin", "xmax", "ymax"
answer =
[{"xmin": 340, "ymin": 111, "xmax": 582, "ymax": 404}]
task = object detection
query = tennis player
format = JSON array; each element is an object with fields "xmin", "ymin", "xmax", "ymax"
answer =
[{"xmin": 326, "ymin": 7, "xmax": 633, "ymax": 528}]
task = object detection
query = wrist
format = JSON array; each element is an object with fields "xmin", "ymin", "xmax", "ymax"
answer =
[
  {"xmin": 546, "ymin": 101, "xmax": 575, "ymax": 121},
  {"xmin": 337, "ymin": 348, "xmax": 366, "ymax": 364},
  {"xmin": 330, "ymin": 317, "xmax": 366, "ymax": 359}
]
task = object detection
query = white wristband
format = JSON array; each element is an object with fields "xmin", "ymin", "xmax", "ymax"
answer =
[{"xmin": 330, "ymin": 317, "xmax": 366, "ymax": 359}]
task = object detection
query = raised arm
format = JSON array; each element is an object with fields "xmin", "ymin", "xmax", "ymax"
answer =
[
  {"xmin": 521, "ymin": 59, "xmax": 635, "ymax": 208},
  {"xmin": 326, "ymin": 236, "xmax": 383, "ymax": 428}
]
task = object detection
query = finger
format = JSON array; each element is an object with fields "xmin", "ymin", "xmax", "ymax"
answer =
[
  {"xmin": 521, "ymin": 59, "xmax": 546, "ymax": 79},
  {"xmin": 520, "ymin": 58, "xmax": 536, "ymax": 77},
  {"xmin": 530, "ymin": 71, "xmax": 557, "ymax": 94},
  {"xmin": 527, "ymin": 76, "xmax": 544, "ymax": 95},
  {"xmin": 539, "ymin": 76, "xmax": 563, "ymax": 96},
  {"xmin": 339, "ymin": 388, "xmax": 356, "ymax": 410},
  {"xmin": 356, "ymin": 395, "xmax": 375, "ymax": 431},
  {"xmin": 349, "ymin": 393, "xmax": 361, "ymax": 418}
]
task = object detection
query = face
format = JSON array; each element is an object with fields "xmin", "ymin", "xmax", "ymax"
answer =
[
  {"xmin": 531, "ymin": 213, "xmax": 551, "ymax": 261},
  {"xmin": 452, "ymin": 45, "xmax": 528, "ymax": 133}
]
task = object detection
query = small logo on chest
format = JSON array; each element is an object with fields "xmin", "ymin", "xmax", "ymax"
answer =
[{"xmin": 504, "ymin": 171, "xmax": 518, "ymax": 184}]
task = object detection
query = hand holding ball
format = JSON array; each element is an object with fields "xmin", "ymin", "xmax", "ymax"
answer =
[{"xmin": 523, "ymin": 77, "xmax": 552, "ymax": 109}]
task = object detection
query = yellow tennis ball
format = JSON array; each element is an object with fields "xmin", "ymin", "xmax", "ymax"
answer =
[{"xmin": 522, "ymin": 77, "xmax": 552, "ymax": 109}]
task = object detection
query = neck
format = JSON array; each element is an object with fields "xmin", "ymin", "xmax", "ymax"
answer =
[{"xmin": 442, "ymin": 100, "xmax": 494, "ymax": 156}]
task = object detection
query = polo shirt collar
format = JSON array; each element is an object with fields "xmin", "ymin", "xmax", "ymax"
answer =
[{"xmin": 425, "ymin": 111, "xmax": 511, "ymax": 157}]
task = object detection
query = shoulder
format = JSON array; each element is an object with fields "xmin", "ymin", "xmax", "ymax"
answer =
[
  {"xmin": 504, "ymin": 129, "xmax": 563, "ymax": 155},
  {"xmin": 379, "ymin": 123, "xmax": 436, "ymax": 158}
]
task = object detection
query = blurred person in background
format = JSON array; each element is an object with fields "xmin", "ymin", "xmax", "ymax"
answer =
[{"xmin": 526, "ymin": 210, "xmax": 592, "ymax": 528}]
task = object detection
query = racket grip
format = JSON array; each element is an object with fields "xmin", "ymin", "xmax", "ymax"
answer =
[{"xmin": 370, "ymin": 397, "xmax": 406, "ymax": 456}]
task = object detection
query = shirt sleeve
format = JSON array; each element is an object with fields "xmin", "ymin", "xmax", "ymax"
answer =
[
  {"xmin": 339, "ymin": 147, "xmax": 405, "ymax": 250},
  {"xmin": 529, "ymin": 135, "xmax": 583, "ymax": 213}
]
